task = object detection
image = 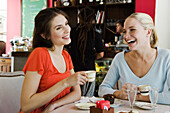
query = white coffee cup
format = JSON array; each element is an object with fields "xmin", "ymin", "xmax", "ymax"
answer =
[
  {"xmin": 85, "ymin": 70, "xmax": 96, "ymax": 82},
  {"xmin": 138, "ymin": 85, "xmax": 151, "ymax": 96}
]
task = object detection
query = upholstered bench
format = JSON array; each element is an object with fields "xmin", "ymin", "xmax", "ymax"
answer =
[{"xmin": 0, "ymin": 72, "xmax": 24, "ymax": 113}]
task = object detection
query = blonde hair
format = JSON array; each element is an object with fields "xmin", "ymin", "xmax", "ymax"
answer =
[{"xmin": 128, "ymin": 13, "xmax": 158, "ymax": 48}]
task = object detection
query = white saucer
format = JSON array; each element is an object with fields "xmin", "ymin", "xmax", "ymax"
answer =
[
  {"xmin": 110, "ymin": 99, "xmax": 124, "ymax": 108},
  {"xmin": 75, "ymin": 103, "xmax": 96, "ymax": 110},
  {"xmin": 117, "ymin": 110, "xmax": 139, "ymax": 113},
  {"xmin": 135, "ymin": 102, "xmax": 153, "ymax": 110},
  {"xmin": 116, "ymin": 110, "xmax": 129, "ymax": 113}
]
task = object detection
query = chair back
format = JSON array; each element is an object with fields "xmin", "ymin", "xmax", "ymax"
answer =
[{"xmin": 0, "ymin": 73, "xmax": 24, "ymax": 113}]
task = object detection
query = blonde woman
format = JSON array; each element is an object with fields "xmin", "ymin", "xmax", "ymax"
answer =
[{"xmin": 99, "ymin": 13, "xmax": 170, "ymax": 105}]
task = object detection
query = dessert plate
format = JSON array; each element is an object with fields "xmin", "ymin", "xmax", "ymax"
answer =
[
  {"xmin": 75, "ymin": 103, "xmax": 96, "ymax": 110},
  {"xmin": 116, "ymin": 110, "xmax": 139, "ymax": 113},
  {"xmin": 116, "ymin": 110, "xmax": 130, "ymax": 113},
  {"xmin": 135, "ymin": 102, "xmax": 153, "ymax": 110}
]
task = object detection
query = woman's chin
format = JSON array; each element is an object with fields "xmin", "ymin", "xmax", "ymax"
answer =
[
  {"xmin": 65, "ymin": 42, "xmax": 71, "ymax": 45},
  {"xmin": 64, "ymin": 39, "xmax": 71, "ymax": 45},
  {"xmin": 128, "ymin": 43, "xmax": 138, "ymax": 51},
  {"xmin": 128, "ymin": 46, "xmax": 136, "ymax": 51}
]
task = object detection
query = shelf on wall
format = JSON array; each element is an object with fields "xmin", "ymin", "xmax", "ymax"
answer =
[
  {"xmin": 106, "ymin": 2, "xmax": 134, "ymax": 5},
  {"xmin": 11, "ymin": 51, "xmax": 31, "ymax": 57}
]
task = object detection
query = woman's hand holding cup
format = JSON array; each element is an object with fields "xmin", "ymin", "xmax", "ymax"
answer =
[
  {"xmin": 85, "ymin": 70, "xmax": 96, "ymax": 82},
  {"xmin": 115, "ymin": 83, "xmax": 137, "ymax": 100},
  {"xmin": 65, "ymin": 72, "xmax": 88, "ymax": 87}
]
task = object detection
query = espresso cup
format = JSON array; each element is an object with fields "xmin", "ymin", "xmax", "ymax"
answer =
[
  {"xmin": 85, "ymin": 70, "xmax": 96, "ymax": 82},
  {"xmin": 138, "ymin": 85, "xmax": 151, "ymax": 96}
]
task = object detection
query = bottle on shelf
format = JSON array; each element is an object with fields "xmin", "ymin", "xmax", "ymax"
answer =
[
  {"xmin": 122, "ymin": 0, "xmax": 126, "ymax": 3},
  {"xmin": 99, "ymin": 0, "xmax": 103, "ymax": 5},
  {"xmin": 95, "ymin": 0, "xmax": 100, "ymax": 4},
  {"xmin": 88, "ymin": 0, "xmax": 94, "ymax": 5},
  {"xmin": 78, "ymin": 0, "xmax": 85, "ymax": 5},
  {"xmin": 126, "ymin": 0, "xmax": 132, "ymax": 3}
]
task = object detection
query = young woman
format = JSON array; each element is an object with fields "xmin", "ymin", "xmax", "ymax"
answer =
[
  {"xmin": 99, "ymin": 13, "xmax": 170, "ymax": 105},
  {"xmin": 21, "ymin": 8, "xmax": 88, "ymax": 113}
]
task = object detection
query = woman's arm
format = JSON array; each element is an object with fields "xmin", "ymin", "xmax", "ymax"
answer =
[
  {"xmin": 45, "ymin": 69, "xmax": 82, "ymax": 108},
  {"xmin": 156, "ymin": 63, "xmax": 170, "ymax": 105},
  {"xmin": 95, "ymin": 31, "xmax": 104, "ymax": 60},
  {"xmin": 21, "ymin": 70, "xmax": 87, "ymax": 113},
  {"xmin": 21, "ymin": 71, "xmax": 69, "ymax": 112},
  {"xmin": 98, "ymin": 57, "xmax": 119, "ymax": 97},
  {"xmin": 42, "ymin": 69, "xmax": 87, "ymax": 113}
]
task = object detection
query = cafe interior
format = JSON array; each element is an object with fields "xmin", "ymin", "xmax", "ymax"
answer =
[{"xmin": 0, "ymin": 0, "xmax": 170, "ymax": 113}]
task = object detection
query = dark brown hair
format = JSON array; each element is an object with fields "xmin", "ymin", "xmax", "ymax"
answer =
[
  {"xmin": 32, "ymin": 8, "xmax": 69, "ymax": 49},
  {"xmin": 77, "ymin": 6, "xmax": 95, "ymax": 64},
  {"xmin": 116, "ymin": 19, "xmax": 125, "ymax": 27}
]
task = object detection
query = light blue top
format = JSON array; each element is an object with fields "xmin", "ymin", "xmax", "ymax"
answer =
[{"xmin": 98, "ymin": 48, "xmax": 170, "ymax": 105}]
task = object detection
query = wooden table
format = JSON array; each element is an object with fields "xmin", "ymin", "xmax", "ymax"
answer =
[{"xmin": 51, "ymin": 99, "xmax": 170, "ymax": 113}]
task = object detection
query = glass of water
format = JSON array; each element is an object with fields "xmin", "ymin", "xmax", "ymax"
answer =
[
  {"xmin": 127, "ymin": 84, "xmax": 137, "ymax": 111},
  {"xmin": 149, "ymin": 88, "xmax": 158, "ymax": 113}
]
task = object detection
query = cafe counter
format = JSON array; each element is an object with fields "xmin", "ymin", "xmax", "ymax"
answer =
[{"xmin": 11, "ymin": 51, "xmax": 31, "ymax": 71}]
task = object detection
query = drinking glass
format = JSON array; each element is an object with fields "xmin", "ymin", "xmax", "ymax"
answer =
[
  {"xmin": 149, "ymin": 88, "xmax": 158, "ymax": 113},
  {"xmin": 83, "ymin": 71, "xmax": 96, "ymax": 96},
  {"xmin": 127, "ymin": 84, "xmax": 137, "ymax": 111}
]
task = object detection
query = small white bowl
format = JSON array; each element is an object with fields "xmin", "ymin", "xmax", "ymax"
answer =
[{"xmin": 2, "ymin": 54, "xmax": 8, "ymax": 57}]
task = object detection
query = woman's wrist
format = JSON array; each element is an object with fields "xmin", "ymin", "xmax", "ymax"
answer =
[{"xmin": 62, "ymin": 78, "xmax": 69, "ymax": 88}]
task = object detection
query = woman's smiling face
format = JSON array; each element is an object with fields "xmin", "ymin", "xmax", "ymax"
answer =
[
  {"xmin": 123, "ymin": 17, "xmax": 149, "ymax": 50},
  {"xmin": 50, "ymin": 14, "xmax": 71, "ymax": 46}
]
